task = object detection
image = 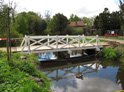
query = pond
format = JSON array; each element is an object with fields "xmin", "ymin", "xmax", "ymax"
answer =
[{"xmin": 37, "ymin": 52, "xmax": 124, "ymax": 92}]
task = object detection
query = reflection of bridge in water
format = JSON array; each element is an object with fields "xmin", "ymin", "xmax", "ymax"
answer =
[{"xmin": 40, "ymin": 59, "xmax": 101, "ymax": 81}]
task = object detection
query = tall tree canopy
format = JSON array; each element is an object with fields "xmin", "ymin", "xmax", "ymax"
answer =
[
  {"xmin": 69, "ymin": 14, "xmax": 80, "ymax": 22},
  {"xmin": 93, "ymin": 8, "xmax": 121, "ymax": 35},
  {"xmin": 119, "ymin": 0, "xmax": 124, "ymax": 30},
  {"xmin": 32, "ymin": 16, "xmax": 47, "ymax": 35},
  {"xmin": 82, "ymin": 17, "xmax": 94, "ymax": 26},
  {"xmin": 15, "ymin": 11, "xmax": 47, "ymax": 35},
  {"xmin": 49, "ymin": 13, "xmax": 69, "ymax": 35},
  {"xmin": 0, "ymin": 4, "xmax": 8, "ymax": 35},
  {"xmin": 16, "ymin": 13, "xmax": 29, "ymax": 35}
]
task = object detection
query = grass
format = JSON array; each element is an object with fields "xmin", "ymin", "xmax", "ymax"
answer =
[
  {"xmin": 101, "ymin": 48, "xmax": 118, "ymax": 59},
  {"xmin": 67, "ymin": 38, "xmax": 107, "ymax": 44},
  {"xmin": 100, "ymin": 36, "xmax": 124, "ymax": 40},
  {"xmin": 0, "ymin": 51, "xmax": 51, "ymax": 92},
  {"xmin": 120, "ymin": 51, "xmax": 124, "ymax": 63},
  {"xmin": 85, "ymin": 38, "xmax": 107, "ymax": 43},
  {"xmin": 101, "ymin": 47, "xmax": 124, "ymax": 63}
]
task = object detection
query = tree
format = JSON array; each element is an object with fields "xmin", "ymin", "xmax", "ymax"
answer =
[
  {"xmin": 0, "ymin": 4, "xmax": 8, "ymax": 35},
  {"xmin": 15, "ymin": 11, "xmax": 47, "ymax": 35},
  {"xmin": 26, "ymin": 11, "xmax": 37, "ymax": 34},
  {"xmin": 93, "ymin": 8, "xmax": 111, "ymax": 35},
  {"xmin": 119, "ymin": 0, "xmax": 124, "ymax": 12},
  {"xmin": 69, "ymin": 14, "xmax": 80, "ymax": 22},
  {"xmin": 32, "ymin": 16, "xmax": 47, "ymax": 35},
  {"xmin": 119, "ymin": 0, "xmax": 124, "ymax": 30},
  {"xmin": 82, "ymin": 17, "xmax": 91, "ymax": 26},
  {"xmin": 49, "ymin": 13, "xmax": 69, "ymax": 35},
  {"xmin": 16, "ymin": 13, "xmax": 29, "ymax": 35},
  {"xmin": 94, "ymin": 16, "xmax": 100, "ymax": 30},
  {"xmin": 93, "ymin": 7, "xmax": 121, "ymax": 35},
  {"xmin": 109, "ymin": 11, "xmax": 121, "ymax": 29},
  {"xmin": 82, "ymin": 17, "xmax": 95, "ymax": 34}
]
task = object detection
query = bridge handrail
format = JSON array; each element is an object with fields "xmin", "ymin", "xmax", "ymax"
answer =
[
  {"xmin": 29, "ymin": 35, "xmax": 96, "ymax": 39},
  {"xmin": 20, "ymin": 35, "xmax": 101, "ymax": 54}
]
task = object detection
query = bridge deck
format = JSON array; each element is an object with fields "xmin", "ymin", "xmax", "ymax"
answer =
[{"xmin": 0, "ymin": 42, "xmax": 108, "ymax": 53}]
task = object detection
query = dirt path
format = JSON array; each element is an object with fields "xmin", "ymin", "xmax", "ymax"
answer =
[
  {"xmin": 99, "ymin": 38, "xmax": 124, "ymax": 44},
  {"xmin": 99, "ymin": 38, "xmax": 124, "ymax": 50}
]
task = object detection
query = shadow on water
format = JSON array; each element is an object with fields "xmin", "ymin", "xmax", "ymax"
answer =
[{"xmin": 36, "ymin": 50, "xmax": 92, "ymax": 61}]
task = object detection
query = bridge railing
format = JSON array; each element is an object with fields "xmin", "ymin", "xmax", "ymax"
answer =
[{"xmin": 20, "ymin": 35, "xmax": 101, "ymax": 54}]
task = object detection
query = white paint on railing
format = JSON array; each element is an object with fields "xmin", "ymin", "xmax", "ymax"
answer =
[{"xmin": 20, "ymin": 35, "xmax": 102, "ymax": 54}]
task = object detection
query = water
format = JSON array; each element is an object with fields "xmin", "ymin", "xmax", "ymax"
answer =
[{"xmin": 37, "ymin": 52, "xmax": 124, "ymax": 92}]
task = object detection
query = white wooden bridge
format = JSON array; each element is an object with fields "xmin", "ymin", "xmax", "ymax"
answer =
[{"xmin": 0, "ymin": 35, "xmax": 105, "ymax": 54}]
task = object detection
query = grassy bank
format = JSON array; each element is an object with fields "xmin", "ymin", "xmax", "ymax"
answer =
[
  {"xmin": 0, "ymin": 51, "xmax": 50, "ymax": 92},
  {"xmin": 101, "ymin": 46, "xmax": 124, "ymax": 63}
]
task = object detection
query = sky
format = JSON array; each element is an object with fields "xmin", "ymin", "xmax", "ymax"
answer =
[{"xmin": 4, "ymin": 0, "xmax": 121, "ymax": 18}]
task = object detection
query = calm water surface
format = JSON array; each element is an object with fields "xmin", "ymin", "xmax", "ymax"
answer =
[{"xmin": 37, "ymin": 52, "xmax": 124, "ymax": 92}]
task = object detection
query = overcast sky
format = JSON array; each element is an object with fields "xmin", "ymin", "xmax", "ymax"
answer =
[{"xmin": 4, "ymin": 0, "xmax": 120, "ymax": 18}]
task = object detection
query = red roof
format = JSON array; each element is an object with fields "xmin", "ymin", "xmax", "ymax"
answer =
[{"xmin": 69, "ymin": 21, "xmax": 87, "ymax": 27}]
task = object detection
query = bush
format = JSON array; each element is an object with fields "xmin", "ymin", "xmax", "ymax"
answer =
[
  {"xmin": 0, "ymin": 52, "xmax": 50, "ymax": 92},
  {"xmin": 72, "ymin": 27, "xmax": 83, "ymax": 35},
  {"xmin": 101, "ymin": 48, "xmax": 117, "ymax": 59},
  {"xmin": 120, "ymin": 51, "xmax": 124, "ymax": 62}
]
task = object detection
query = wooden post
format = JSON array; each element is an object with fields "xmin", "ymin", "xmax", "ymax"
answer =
[
  {"xmin": 96, "ymin": 35, "xmax": 98, "ymax": 46},
  {"xmin": 6, "ymin": 7, "xmax": 11, "ymax": 61},
  {"xmin": 28, "ymin": 36, "xmax": 31, "ymax": 54},
  {"xmin": 24, "ymin": 36, "xmax": 27, "ymax": 47},
  {"xmin": 56, "ymin": 35, "xmax": 58, "ymax": 49},
  {"xmin": 78, "ymin": 35, "xmax": 80, "ymax": 47},
  {"xmin": 48, "ymin": 34, "xmax": 49, "ymax": 46},
  {"xmin": 82, "ymin": 34, "xmax": 84, "ymax": 44},
  {"xmin": 96, "ymin": 35, "xmax": 100, "ymax": 51},
  {"xmin": 66, "ymin": 34, "xmax": 68, "ymax": 44}
]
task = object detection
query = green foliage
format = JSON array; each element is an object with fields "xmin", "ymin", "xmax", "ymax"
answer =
[
  {"xmin": 69, "ymin": 14, "xmax": 80, "ymax": 22},
  {"xmin": 120, "ymin": 51, "xmax": 124, "ymax": 62},
  {"xmin": 0, "ymin": 4, "xmax": 8, "ymax": 34},
  {"xmin": 44, "ymin": 26, "xmax": 52, "ymax": 35},
  {"xmin": 26, "ymin": 11, "xmax": 37, "ymax": 34},
  {"xmin": 15, "ymin": 11, "xmax": 47, "ymax": 35},
  {"xmin": 94, "ymin": 8, "xmax": 121, "ymax": 35},
  {"xmin": 32, "ymin": 17, "xmax": 47, "ymax": 35},
  {"xmin": 72, "ymin": 27, "xmax": 83, "ymax": 35},
  {"xmin": 49, "ymin": 13, "xmax": 69, "ymax": 35},
  {"xmin": 10, "ymin": 23, "xmax": 23, "ymax": 38},
  {"xmin": 16, "ymin": 13, "xmax": 29, "ymax": 35},
  {"xmin": 94, "ymin": 16, "xmax": 99, "ymax": 29},
  {"xmin": 119, "ymin": 0, "xmax": 124, "ymax": 25},
  {"xmin": 0, "ymin": 52, "xmax": 50, "ymax": 92},
  {"xmin": 82, "ymin": 17, "xmax": 93, "ymax": 26},
  {"xmin": 64, "ymin": 26, "xmax": 73, "ymax": 35},
  {"xmin": 18, "ymin": 78, "xmax": 43, "ymax": 92},
  {"xmin": 101, "ymin": 48, "xmax": 117, "ymax": 59}
]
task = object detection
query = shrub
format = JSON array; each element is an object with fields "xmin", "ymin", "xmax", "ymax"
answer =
[
  {"xmin": 101, "ymin": 48, "xmax": 117, "ymax": 59},
  {"xmin": 120, "ymin": 51, "xmax": 124, "ymax": 62},
  {"xmin": 0, "ymin": 52, "xmax": 50, "ymax": 92}
]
